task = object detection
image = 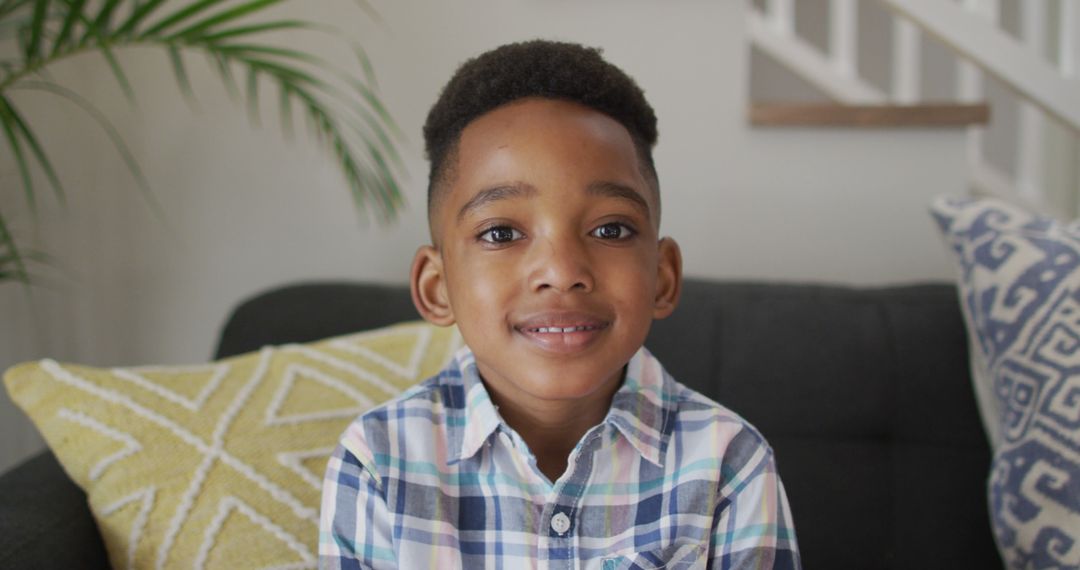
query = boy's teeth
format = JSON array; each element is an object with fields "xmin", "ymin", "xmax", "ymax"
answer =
[{"xmin": 533, "ymin": 326, "xmax": 594, "ymax": 333}]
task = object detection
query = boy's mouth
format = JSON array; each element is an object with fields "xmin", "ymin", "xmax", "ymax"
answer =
[
  {"xmin": 525, "ymin": 325, "xmax": 604, "ymax": 334},
  {"xmin": 513, "ymin": 312, "xmax": 610, "ymax": 352}
]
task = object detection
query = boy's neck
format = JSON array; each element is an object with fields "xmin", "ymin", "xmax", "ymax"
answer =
[
  {"xmin": 480, "ymin": 369, "xmax": 625, "ymax": 482},
  {"xmin": 501, "ymin": 401, "xmax": 605, "ymax": 481}
]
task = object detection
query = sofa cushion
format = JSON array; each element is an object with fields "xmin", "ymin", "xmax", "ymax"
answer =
[
  {"xmin": 933, "ymin": 196, "xmax": 1080, "ymax": 568},
  {"xmin": 3, "ymin": 321, "xmax": 460, "ymax": 569}
]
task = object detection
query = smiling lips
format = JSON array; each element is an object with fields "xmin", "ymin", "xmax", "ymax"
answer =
[
  {"xmin": 514, "ymin": 313, "xmax": 610, "ymax": 352},
  {"xmin": 528, "ymin": 325, "xmax": 603, "ymax": 333}
]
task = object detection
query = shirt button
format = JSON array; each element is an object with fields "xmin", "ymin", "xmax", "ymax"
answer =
[{"xmin": 550, "ymin": 512, "xmax": 571, "ymax": 535}]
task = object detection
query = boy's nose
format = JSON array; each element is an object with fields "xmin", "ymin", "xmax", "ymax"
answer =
[{"xmin": 528, "ymin": 236, "xmax": 595, "ymax": 294}]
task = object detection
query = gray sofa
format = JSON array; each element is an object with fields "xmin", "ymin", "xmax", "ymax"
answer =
[{"xmin": 0, "ymin": 279, "xmax": 1002, "ymax": 568}]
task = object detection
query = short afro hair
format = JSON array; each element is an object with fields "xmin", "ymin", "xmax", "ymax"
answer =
[{"xmin": 423, "ymin": 39, "xmax": 660, "ymax": 221}]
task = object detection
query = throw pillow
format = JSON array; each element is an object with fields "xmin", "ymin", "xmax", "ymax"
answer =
[
  {"xmin": 4, "ymin": 320, "xmax": 461, "ymax": 570},
  {"xmin": 932, "ymin": 196, "xmax": 1080, "ymax": 569}
]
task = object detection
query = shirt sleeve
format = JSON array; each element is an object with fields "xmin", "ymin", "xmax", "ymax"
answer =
[
  {"xmin": 318, "ymin": 440, "xmax": 396, "ymax": 570},
  {"xmin": 709, "ymin": 438, "xmax": 802, "ymax": 569}
]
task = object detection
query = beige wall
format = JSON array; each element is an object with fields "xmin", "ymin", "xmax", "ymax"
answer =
[{"xmin": 0, "ymin": 0, "xmax": 965, "ymax": 472}]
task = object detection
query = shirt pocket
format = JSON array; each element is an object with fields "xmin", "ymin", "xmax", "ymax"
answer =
[{"xmin": 600, "ymin": 543, "xmax": 704, "ymax": 570}]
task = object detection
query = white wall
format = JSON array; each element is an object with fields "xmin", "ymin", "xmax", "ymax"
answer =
[{"xmin": 0, "ymin": 0, "xmax": 965, "ymax": 472}]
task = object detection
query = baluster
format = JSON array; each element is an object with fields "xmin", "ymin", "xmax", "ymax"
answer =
[
  {"xmin": 892, "ymin": 18, "xmax": 920, "ymax": 103},
  {"xmin": 1018, "ymin": 0, "xmax": 1048, "ymax": 204},
  {"xmin": 830, "ymin": 0, "xmax": 858, "ymax": 77},
  {"xmin": 1055, "ymin": 0, "xmax": 1079, "ymax": 217},
  {"xmin": 957, "ymin": 0, "xmax": 999, "ymax": 186},
  {"xmin": 766, "ymin": 0, "xmax": 794, "ymax": 35},
  {"xmin": 1062, "ymin": 0, "xmax": 1080, "ymax": 77},
  {"xmin": 956, "ymin": 0, "xmax": 998, "ymax": 102}
]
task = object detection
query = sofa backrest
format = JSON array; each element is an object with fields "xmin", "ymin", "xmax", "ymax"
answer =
[
  {"xmin": 649, "ymin": 280, "xmax": 998, "ymax": 568},
  {"xmin": 215, "ymin": 279, "xmax": 1000, "ymax": 569}
]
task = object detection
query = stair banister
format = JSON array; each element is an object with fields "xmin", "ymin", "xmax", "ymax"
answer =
[
  {"xmin": 878, "ymin": 0, "xmax": 1080, "ymax": 132},
  {"xmin": 747, "ymin": 7, "xmax": 885, "ymax": 103},
  {"xmin": 745, "ymin": 0, "xmax": 1077, "ymax": 212}
]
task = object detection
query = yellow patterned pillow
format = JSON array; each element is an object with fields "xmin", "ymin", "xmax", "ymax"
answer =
[{"xmin": 3, "ymin": 321, "xmax": 461, "ymax": 570}]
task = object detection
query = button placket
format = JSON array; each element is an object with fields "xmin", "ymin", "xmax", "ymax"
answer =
[{"xmin": 540, "ymin": 426, "xmax": 604, "ymax": 566}]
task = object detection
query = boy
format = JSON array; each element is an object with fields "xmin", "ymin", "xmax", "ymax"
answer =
[{"xmin": 320, "ymin": 40, "xmax": 800, "ymax": 569}]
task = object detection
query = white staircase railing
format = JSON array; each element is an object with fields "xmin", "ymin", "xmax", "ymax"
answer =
[
  {"xmin": 747, "ymin": 0, "xmax": 1080, "ymax": 214},
  {"xmin": 748, "ymin": 3, "xmax": 885, "ymax": 103},
  {"xmin": 881, "ymin": 0, "xmax": 1080, "ymax": 129}
]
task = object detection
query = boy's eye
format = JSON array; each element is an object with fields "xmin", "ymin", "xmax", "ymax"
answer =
[
  {"xmin": 478, "ymin": 226, "xmax": 523, "ymax": 244},
  {"xmin": 590, "ymin": 222, "xmax": 635, "ymax": 240}
]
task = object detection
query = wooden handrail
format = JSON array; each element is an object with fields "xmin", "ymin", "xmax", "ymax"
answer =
[{"xmin": 749, "ymin": 102, "xmax": 990, "ymax": 127}]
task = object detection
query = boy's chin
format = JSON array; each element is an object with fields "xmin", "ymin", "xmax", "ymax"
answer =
[{"xmin": 482, "ymin": 361, "xmax": 628, "ymax": 403}]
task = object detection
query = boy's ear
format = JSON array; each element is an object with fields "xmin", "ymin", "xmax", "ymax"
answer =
[
  {"xmin": 652, "ymin": 237, "xmax": 683, "ymax": 320},
  {"xmin": 410, "ymin": 245, "xmax": 456, "ymax": 326}
]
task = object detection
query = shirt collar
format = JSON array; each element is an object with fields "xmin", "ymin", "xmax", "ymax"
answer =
[
  {"xmin": 450, "ymin": 345, "xmax": 676, "ymax": 467},
  {"xmin": 605, "ymin": 346, "xmax": 675, "ymax": 467},
  {"xmin": 452, "ymin": 347, "xmax": 503, "ymax": 463}
]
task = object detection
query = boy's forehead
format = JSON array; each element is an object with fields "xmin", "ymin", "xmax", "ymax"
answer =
[
  {"xmin": 430, "ymin": 98, "xmax": 658, "ymax": 237},
  {"xmin": 459, "ymin": 98, "xmax": 630, "ymax": 152}
]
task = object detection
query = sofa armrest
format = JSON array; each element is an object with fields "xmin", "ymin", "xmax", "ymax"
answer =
[{"xmin": 0, "ymin": 450, "xmax": 110, "ymax": 569}]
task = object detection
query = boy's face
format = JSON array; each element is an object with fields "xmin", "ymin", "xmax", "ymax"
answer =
[{"xmin": 412, "ymin": 97, "xmax": 681, "ymax": 414}]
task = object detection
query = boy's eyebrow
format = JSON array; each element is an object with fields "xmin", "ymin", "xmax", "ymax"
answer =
[
  {"xmin": 457, "ymin": 182, "xmax": 537, "ymax": 222},
  {"xmin": 587, "ymin": 181, "xmax": 650, "ymax": 217}
]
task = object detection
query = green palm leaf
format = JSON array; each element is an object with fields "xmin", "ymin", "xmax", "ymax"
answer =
[
  {"xmin": 1, "ymin": 0, "xmax": 403, "ymax": 286},
  {"xmin": 244, "ymin": 63, "xmax": 259, "ymax": 124},
  {"xmin": 142, "ymin": 0, "xmax": 286, "ymax": 39},
  {"xmin": 276, "ymin": 78, "xmax": 293, "ymax": 137},
  {"xmin": 196, "ymin": 20, "xmax": 323, "ymax": 43},
  {"xmin": 25, "ymin": 0, "xmax": 46, "ymax": 59},
  {"xmin": 98, "ymin": 39, "xmax": 136, "ymax": 103},
  {"xmin": 0, "ymin": 95, "xmax": 36, "ymax": 211},
  {"xmin": 113, "ymin": 0, "xmax": 167, "ymax": 37},
  {"xmin": 4, "ymin": 94, "xmax": 64, "ymax": 203},
  {"xmin": 0, "ymin": 213, "xmax": 30, "ymax": 284},
  {"xmin": 89, "ymin": 0, "xmax": 122, "ymax": 31},
  {"xmin": 164, "ymin": 0, "xmax": 289, "ymax": 40},
  {"xmin": 51, "ymin": 0, "xmax": 86, "ymax": 54},
  {"xmin": 207, "ymin": 49, "xmax": 240, "ymax": 100},
  {"xmin": 15, "ymin": 80, "xmax": 162, "ymax": 219},
  {"xmin": 217, "ymin": 47, "xmax": 402, "ymax": 165},
  {"xmin": 166, "ymin": 43, "xmax": 195, "ymax": 103}
]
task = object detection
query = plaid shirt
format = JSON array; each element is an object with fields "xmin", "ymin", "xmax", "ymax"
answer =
[{"xmin": 319, "ymin": 346, "xmax": 800, "ymax": 569}]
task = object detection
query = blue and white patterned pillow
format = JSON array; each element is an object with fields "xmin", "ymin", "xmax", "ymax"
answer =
[{"xmin": 932, "ymin": 196, "xmax": 1080, "ymax": 569}]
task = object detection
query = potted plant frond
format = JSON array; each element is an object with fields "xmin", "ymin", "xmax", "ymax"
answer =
[{"xmin": 0, "ymin": 0, "xmax": 403, "ymax": 284}]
